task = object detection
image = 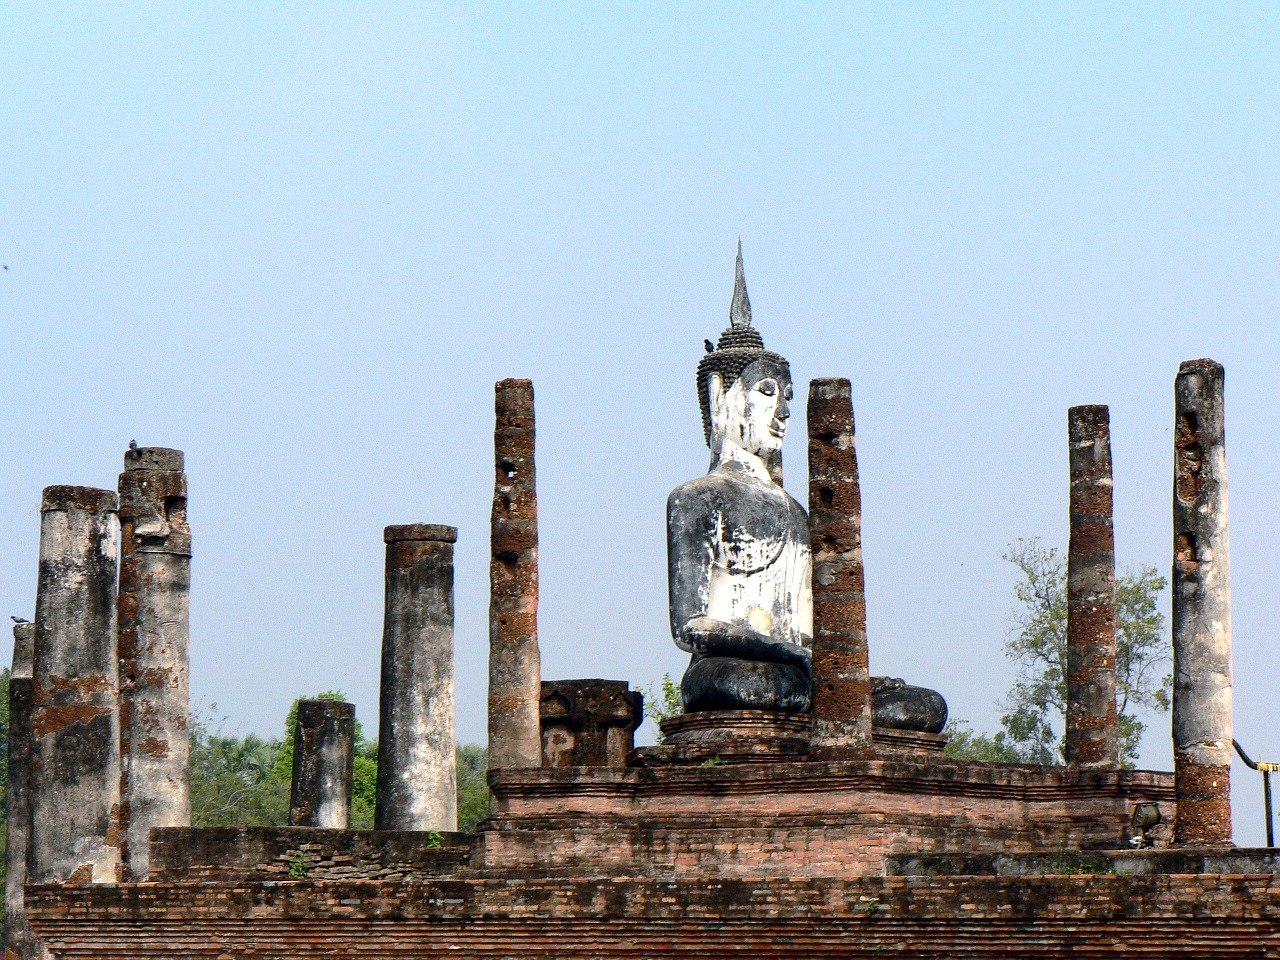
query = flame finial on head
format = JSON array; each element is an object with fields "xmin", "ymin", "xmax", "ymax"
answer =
[
  {"xmin": 729, "ymin": 237, "xmax": 752, "ymax": 328},
  {"xmin": 696, "ymin": 239, "xmax": 789, "ymax": 446}
]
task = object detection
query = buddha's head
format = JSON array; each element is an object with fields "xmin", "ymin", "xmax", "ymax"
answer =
[
  {"xmin": 698, "ymin": 242, "xmax": 792, "ymax": 468},
  {"xmin": 709, "ymin": 357, "xmax": 793, "ymax": 461}
]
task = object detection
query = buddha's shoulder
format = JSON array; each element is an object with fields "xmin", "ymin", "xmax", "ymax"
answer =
[
  {"xmin": 667, "ymin": 468, "xmax": 756, "ymax": 501},
  {"xmin": 667, "ymin": 469, "xmax": 807, "ymax": 516},
  {"xmin": 669, "ymin": 472, "xmax": 729, "ymax": 499}
]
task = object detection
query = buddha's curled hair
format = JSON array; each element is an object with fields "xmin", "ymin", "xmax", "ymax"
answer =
[{"xmin": 697, "ymin": 326, "xmax": 789, "ymax": 446}]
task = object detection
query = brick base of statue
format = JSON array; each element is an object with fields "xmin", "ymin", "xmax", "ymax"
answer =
[
  {"xmin": 636, "ymin": 709, "xmax": 948, "ymax": 765},
  {"xmin": 640, "ymin": 710, "xmax": 813, "ymax": 763}
]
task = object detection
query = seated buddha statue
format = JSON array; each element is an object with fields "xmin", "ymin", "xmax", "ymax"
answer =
[
  {"xmin": 667, "ymin": 245, "xmax": 814, "ymax": 714},
  {"xmin": 666, "ymin": 244, "xmax": 950, "ymax": 735}
]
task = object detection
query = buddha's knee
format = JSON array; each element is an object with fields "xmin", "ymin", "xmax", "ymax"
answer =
[
  {"xmin": 870, "ymin": 681, "xmax": 948, "ymax": 734},
  {"xmin": 681, "ymin": 656, "xmax": 812, "ymax": 714}
]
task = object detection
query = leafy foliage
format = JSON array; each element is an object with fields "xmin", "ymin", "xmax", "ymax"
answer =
[
  {"xmin": 941, "ymin": 719, "xmax": 1026, "ymax": 763},
  {"xmin": 456, "ymin": 743, "xmax": 489, "ymax": 832},
  {"xmin": 945, "ymin": 538, "xmax": 1170, "ymax": 766},
  {"xmin": 286, "ymin": 849, "xmax": 310, "ymax": 879},
  {"xmin": 189, "ymin": 707, "xmax": 289, "ymax": 826},
  {"xmin": 189, "ymin": 698, "xmax": 489, "ymax": 831},
  {"xmin": 643, "ymin": 673, "xmax": 682, "ymax": 742},
  {"xmin": 352, "ymin": 742, "xmax": 379, "ymax": 829}
]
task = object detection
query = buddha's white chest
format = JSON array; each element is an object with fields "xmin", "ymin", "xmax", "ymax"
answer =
[{"xmin": 706, "ymin": 523, "xmax": 813, "ymax": 645}]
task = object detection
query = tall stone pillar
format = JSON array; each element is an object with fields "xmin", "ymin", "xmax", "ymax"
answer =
[
  {"xmin": 29, "ymin": 486, "xmax": 123, "ymax": 884},
  {"xmin": 6, "ymin": 622, "xmax": 36, "ymax": 959},
  {"xmin": 376, "ymin": 524, "xmax": 458, "ymax": 831},
  {"xmin": 290, "ymin": 699, "xmax": 356, "ymax": 829},
  {"xmin": 806, "ymin": 378, "xmax": 872, "ymax": 754},
  {"xmin": 117, "ymin": 446, "xmax": 191, "ymax": 880},
  {"xmin": 488, "ymin": 379, "xmax": 542, "ymax": 770},
  {"xmin": 1065, "ymin": 405, "xmax": 1120, "ymax": 768},
  {"xmin": 1172, "ymin": 359, "xmax": 1233, "ymax": 844}
]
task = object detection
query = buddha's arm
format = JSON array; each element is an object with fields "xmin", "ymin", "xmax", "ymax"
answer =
[
  {"xmin": 683, "ymin": 616, "xmax": 812, "ymax": 670},
  {"xmin": 667, "ymin": 488, "xmax": 715, "ymax": 653},
  {"xmin": 790, "ymin": 533, "xmax": 814, "ymax": 646}
]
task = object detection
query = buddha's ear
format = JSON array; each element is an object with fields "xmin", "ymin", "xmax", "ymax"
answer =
[{"xmin": 707, "ymin": 372, "xmax": 726, "ymax": 457}]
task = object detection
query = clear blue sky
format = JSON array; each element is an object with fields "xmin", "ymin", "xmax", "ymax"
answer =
[{"xmin": 3, "ymin": 5, "xmax": 1278, "ymax": 841}]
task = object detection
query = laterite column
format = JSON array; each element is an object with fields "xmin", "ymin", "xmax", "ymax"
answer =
[
  {"xmin": 1172, "ymin": 359, "xmax": 1233, "ymax": 844},
  {"xmin": 6, "ymin": 622, "xmax": 36, "ymax": 959},
  {"xmin": 488, "ymin": 379, "xmax": 542, "ymax": 769},
  {"xmin": 376, "ymin": 524, "xmax": 458, "ymax": 831},
  {"xmin": 29, "ymin": 486, "xmax": 123, "ymax": 883},
  {"xmin": 807, "ymin": 378, "xmax": 872, "ymax": 753},
  {"xmin": 1065, "ymin": 405, "xmax": 1120, "ymax": 768},
  {"xmin": 117, "ymin": 446, "xmax": 191, "ymax": 879},
  {"xmin": 290, "ymin": 699, "xmax": 356, "ymax": 829}
]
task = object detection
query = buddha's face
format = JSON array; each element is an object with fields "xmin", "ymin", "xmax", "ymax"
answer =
[{"xmin": 717, "ymin": 359, "xmax": 793, "ymax": 459}]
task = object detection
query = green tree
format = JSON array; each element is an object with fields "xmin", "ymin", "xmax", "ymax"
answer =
[
  {"xmin": 945, "ymin": 538, "xmax": 1170, "ymax": 766},
  {"xmin": 189, "ymin": 706, "xmax": 288, "ymax": 826},
  {"xmin": 456, "ymin": 744, "xmax": 489, "ymax": 832},
  {"xmin": 351, "ymin": 740, "xmax": 378, "ymax": 830},
  {"xmin": 941, "ymin": 719, "xmax": 1025, "ymax": 764}
]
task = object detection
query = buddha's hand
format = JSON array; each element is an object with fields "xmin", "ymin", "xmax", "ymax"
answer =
[
  {"xmin": 870, "ymin": 676, "xmax": 906, "ymax": 693},
  {"xmin": 681, "ymin": 616, "xmax": 812, "ymax": 671}
]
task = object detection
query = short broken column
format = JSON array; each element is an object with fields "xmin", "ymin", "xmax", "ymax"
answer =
[
  {"xmin": 1065, "ymin": 405, "xmax": 1120, "ymax": 768},
  {"xmin": 290, "ymin": 699, "xmax": 356, "ymax": 828},
  {"xmin": 488, "ymin": 379, "xmax": 542, "ymax": 769},
  {"xmin": 29, "ymin": 486, "xmax": 123, "ymax": 884},
  {"xmin": 806, "ymin": 378, "xmax": 872, "ymax": 754},
  {"xmin": 6, "ymin": 622, "xmax": 36, "ymax": 960},
  {"xmin": 539, "ymin": 680, "xmax": 643, "ymax": 767},
  {"xmin": 1172, "ymin": 359, "xmax": 1233, "ymax": 845},
  {"xmin": 117, "ymin": 446, "xmax": 192, "ymax": 879},
  {"xmin": 376, "ymin": 524, "xmax": 458, "ymax": 831}
]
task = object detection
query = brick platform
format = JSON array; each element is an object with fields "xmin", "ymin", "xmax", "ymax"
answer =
[
  {"xmin": 27, "ymin": 873, "xmax": 1280, "ymax": 958},
  {"xmin": 482, "ymin": 757, "xmax": 1174, "ymax": 878},
  {"xmin": 23, "ymin": 754, "xmax": 1230, "ymax": 958}
]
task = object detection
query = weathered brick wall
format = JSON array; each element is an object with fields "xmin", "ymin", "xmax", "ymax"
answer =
[
  {"xmin": 29, "ymin": 873, "xmax": 1280, "ymax": 958},
  {"xmin": 475, "ymin": 811, "xmax": 1116, "ymax": 878},
  {"xmin": 148, "ymin": 827, "xmax": 470, "ymax": 882},
  {"xmin": 27, "ymin": 757, "xmax": 1200, "ymax": 957},
  {"xmin": 484, "ymin": 758, "xmax": 1174, "ymax": 876},
  {"xmin": 138, "ymin": 760, "xmax": 1175, "ymax": 884},
  {"xmin": 490, "ymin": 757, "xmax": 1175, "ymax": 820},
  {"xmin": 889, "ymin": 847, "xmax": 1280, "ymax": 877}
]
